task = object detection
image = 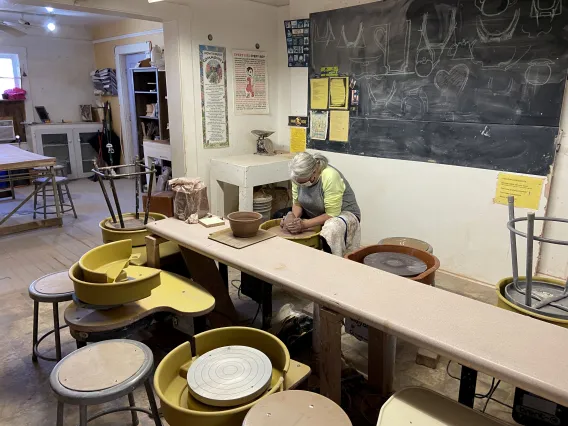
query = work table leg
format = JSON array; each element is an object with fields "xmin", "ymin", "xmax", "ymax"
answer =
[
  {"xmin": 238, "ymin": 186, "xmax": 254, "ymax": 212},
  {"xmin": 368, "ymin": 327, "xmax": 396, "ymax": 398},
  {"xmin": 458, "ymin": 365, "xmax": 477, "ymax": 408},
  {"xmin": 179, "ymin": 246, "xmax": 238, "ymax": 328},
  {"xmin": 319, "ymin": 307, "xmax": 343, "ymax": 405}
]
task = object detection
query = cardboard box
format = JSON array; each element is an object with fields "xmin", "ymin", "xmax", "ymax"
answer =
[{"xmin": 142, "ymin": 191, "xmax": 175, "ymax": 217}]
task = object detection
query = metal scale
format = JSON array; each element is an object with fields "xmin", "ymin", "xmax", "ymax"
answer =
[{"xmin": 506, "ymin": 195, "xmax": 568, "ymax": 426}]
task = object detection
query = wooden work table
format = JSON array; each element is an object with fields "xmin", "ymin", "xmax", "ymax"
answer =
[
  {"xmin": 0, "ymin": 144, "xmax": 62, "ymax": 235},
  {"xmin": 146, "ymin": 218, "xmax": 568, "ymax": 408}
]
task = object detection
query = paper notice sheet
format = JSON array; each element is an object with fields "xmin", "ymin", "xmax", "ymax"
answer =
[
  {"xmin": 290, "ymin": 127, "xmax": 307, "ymax": 153},
  {"xmin": 310, "ymin": 110, "xmax": 328, "ymax": 140},
  {"xmin": 329, "ymin": 110, "xmax": 349, "ymax": 142},
  {"xmin": 310, "ymin": 78, "xmax": 329, "ymax": 109},
  {"xmin": 329, "ymin": 77, "xmax": 349, "ymax": 109}
]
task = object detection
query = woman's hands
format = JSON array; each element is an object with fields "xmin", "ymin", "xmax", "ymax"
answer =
[{"xmin": 286, "ymin": 218, "xmax": 304, "ymax": 234}]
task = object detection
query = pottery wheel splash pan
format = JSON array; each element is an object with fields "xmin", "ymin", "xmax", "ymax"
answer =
[
  {"xmin": 104, "ymin": 214, "xmax": 157, "ymax": 231},
  {"xmin": 504, "ymin": 280, "xmax": 568, "ymax": 320},
  {"xmin": 364, "ymin": 252, "xmax": 427, "ymax": 277},
  {"xmin": 187, "ymin": 345, "xmax": 272, "ymax": 407}
]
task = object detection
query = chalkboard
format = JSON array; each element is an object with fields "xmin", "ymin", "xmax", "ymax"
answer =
[{"xmin": 309, "ymin": 0, "xmax": 568, "ymax": 175}]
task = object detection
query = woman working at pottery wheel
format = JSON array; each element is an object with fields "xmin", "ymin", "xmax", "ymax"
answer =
[{"xmin": 282, "ymin": 152, "xmax": 361, "ymax": 256}]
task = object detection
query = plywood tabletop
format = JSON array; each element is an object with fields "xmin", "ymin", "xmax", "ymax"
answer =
[
  {"xmin": 147, "ymin": 218, "xmax": 568, "ymax": 407},
  {"xmin": 0, "ymin": 145, "xmax": 55, "ymax": 171},
  {"xmin": 211, "ymin": 153, "xmax": 293, "ymax": 168}
]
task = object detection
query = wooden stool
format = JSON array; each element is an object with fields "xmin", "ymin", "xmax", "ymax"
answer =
[
  {"xmin": 33, "ymin": 176, "xmax": 77, "ymax": 219},
  {"xmin": 243, "ymin": 390, "xmax": 352, "ymax": 426},
  {"xmin": 29, "ymin": 271, "xmax": 74, "ymax": 362},
  {"xmin": 50, "ymin": 339, "xmax": 162, "ymax": 426},
  {"xmin": 376, "ymin": 388, "xmax": 507, "ymax": 425}
]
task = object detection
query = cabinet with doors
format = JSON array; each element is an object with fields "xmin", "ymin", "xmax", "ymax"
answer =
[{"xmin": 27, "ymin": 123, "xmax": 103, "ymax": 179}]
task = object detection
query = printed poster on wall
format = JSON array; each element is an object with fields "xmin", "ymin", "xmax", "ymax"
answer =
[
  {"xmin": 232, "ymin": 50, "xmax": 269, "ymax": 115},
  {"xmin": 199, "ymin": 45, "xmax": 229, "ymax": 148}
]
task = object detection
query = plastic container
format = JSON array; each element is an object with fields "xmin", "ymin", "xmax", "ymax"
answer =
[
  {"xmin": 253, "ymin": 194, "xmax": 273, "ymax": 224},
  {"xmin": 379, "ymin": 237, "xmax": 433, "ymax": 254}
]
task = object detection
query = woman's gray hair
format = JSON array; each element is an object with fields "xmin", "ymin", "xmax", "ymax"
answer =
[{"xmin": 289, "ymin": 152, "xmax": 329, "ymax": 181}]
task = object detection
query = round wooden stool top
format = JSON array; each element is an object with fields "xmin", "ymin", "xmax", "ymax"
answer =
[
  {"xmin": 187, "ymin": 345, "xmax": 273, "ymax": 407},
  {"xmin": 243, "ymin": 390, "xmax": 352, "ymax": 426},
  {"xmin": 29, "ymin": 271, "xmax": 74, "ymax": 303},
  {"xmin": 58, "ymin": 340, "xmax": 146, "ymax": 392}
]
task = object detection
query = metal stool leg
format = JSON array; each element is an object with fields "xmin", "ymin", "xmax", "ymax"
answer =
[
  {"xmin": 56, "ymin": 402, "xmax": 64, "ymax": 426},
  {"xmin": 128, "ymin": 393, "xmax": 139, "ymax": 426},
  {"xmin": 79, "ymin": 405, "xmax": 88, "ymax": 426},
  {"xmin": 58, "ymin": 183, "xmax": 65, "ymax": 207},
  {"xmin": 32, "ymin": 301, "xmax": 39, "ymax": 362},
  {"xmin": 52, "ymin": 303, "xmax": 62, "ymax": 361},
  {"xmin": 64, "ymin": 184, "xmax": 78, "ymax": 219},
  {"xmin": 42, "ymin": 185, "xmax": 47, "ymax": 219},
  {"xmin": 33, "ymin": 184, "xmax": 38, "ymax": 219},
  {"xmin": 144, "ymin": 380, "xmax": 163, "ymax": 426}
]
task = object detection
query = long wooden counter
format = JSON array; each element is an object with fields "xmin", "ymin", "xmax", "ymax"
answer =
[{"xmin": 146, "ymin": 218, "xmax": 568, "ymax": 407}]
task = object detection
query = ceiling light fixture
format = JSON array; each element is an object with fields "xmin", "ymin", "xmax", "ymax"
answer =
[
  {"xmin": 47, "ymin": 22, "xmax": 56, "ymax": 31},
  {"xmin": 45, "ymin": 7, "xmax": 54, "ymax": 12}
]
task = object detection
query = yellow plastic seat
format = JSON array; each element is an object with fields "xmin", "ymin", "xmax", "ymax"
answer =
[
  {"xmin": 69, "ymin": 261, "xmax": 161, "ymax": 307},
  {"xmin": 155, "ymin": 327, "xmax": 311, "ymax": 426},
  {"xmin": 377, "ymin": 388, "xmax": 507, "ymax": 425}
]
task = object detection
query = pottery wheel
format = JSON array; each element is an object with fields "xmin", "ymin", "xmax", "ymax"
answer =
[
  {"xmin": 187, "ymin": 345, "xmax": 272, "ymax": 407},
  {"xmin": 269, "ymin": 226, "xmax": 318, "ymax": 239},
  {"xmin": 104, "ymin": 216, "xmax": 156, "ymax": 231},
  {"xmin": 364, "ymin": 252, "xmax": 427, "ymax": 277}
]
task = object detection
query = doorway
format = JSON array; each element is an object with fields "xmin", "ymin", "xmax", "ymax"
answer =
[{"xmin": 115, "ymin": 42, "xmax": 152, "ymax": 164}]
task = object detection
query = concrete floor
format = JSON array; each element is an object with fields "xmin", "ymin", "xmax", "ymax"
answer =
[{"xmin": 0, "ymin": 179, "xmax": 516, "ymax": 425}]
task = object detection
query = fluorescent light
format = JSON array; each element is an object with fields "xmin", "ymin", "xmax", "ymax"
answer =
[
  {"xmin": 47, "ymin": 22, "xmax": 56, "ymax": 31},
  {"xmin": 45, "ymin": 7, "xmax": 54, "ymax": 12}
]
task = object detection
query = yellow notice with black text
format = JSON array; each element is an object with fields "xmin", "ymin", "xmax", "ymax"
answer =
[{"xmin": 494, "ymin": 173, "xmax": 544, "ymax": 210}]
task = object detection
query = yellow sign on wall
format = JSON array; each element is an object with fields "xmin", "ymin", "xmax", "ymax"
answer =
[
  {"xmin": 290, "ymin": 127, "xmax": 307, "ymax": 153},
  {"xmin": 494, "ymin": 173, "xmax": 545, "ymax": 210}
]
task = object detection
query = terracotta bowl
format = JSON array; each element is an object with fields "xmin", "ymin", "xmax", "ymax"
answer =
[{"xmin": 227, "ymin": 211, "xmax": 263, "ymax": 238}]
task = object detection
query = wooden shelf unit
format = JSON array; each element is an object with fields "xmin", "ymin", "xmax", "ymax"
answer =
[{"xmin": 132, "ymin": 68, "xmax": 169, "ymax": 162}]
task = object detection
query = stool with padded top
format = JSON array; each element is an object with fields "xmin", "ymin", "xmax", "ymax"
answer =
[
  {"xmin": 50, "ymin": 339, "xmax": 162, "ymax": 426},
  {"xmin": 29, "ymin": 271, "xmax": 74, "ymax": 362},
  {"xmin": 376, "ymin": 387, "xmax": 507, "ymax": 425}
]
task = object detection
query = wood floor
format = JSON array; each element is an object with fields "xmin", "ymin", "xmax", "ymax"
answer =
[{"xmin": 0, "ymin": 179, "xmax": 516, "ymax": 425}]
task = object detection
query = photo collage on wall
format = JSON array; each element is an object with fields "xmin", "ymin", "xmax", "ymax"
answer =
[{"xmin": 285, "ymin": 19, "xmax": 310, "ymax": 67}]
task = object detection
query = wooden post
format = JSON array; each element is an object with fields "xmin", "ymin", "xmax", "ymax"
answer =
[
  {"xmin": 145, "ymin": 235, "xmax": 162, "ymax": 269},
  {"xmin": 319, "ymin": 306, "xmax": 343, "ymax": 405},
  {"xmin": 179, "ymin": 246, "xmax": 238, "ymax": 328},
  {"xmin": 368, "ymin": 327, "xmax": 396, "ymax": 398}
]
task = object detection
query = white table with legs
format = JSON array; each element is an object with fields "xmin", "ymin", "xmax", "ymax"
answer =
[{"xmin": 210, "ymin": 153, "xmax": 293, "ymax": 216}]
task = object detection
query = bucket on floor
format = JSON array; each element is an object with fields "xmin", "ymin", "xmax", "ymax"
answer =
[
  {"xmin": 379, "ymin": 237, "xmax": 433, "ymax": 254},
  {"xmin": 253, "ymin": 193, "xmax": 272, "ymax": 223}
]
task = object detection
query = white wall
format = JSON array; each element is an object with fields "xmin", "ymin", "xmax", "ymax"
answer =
[
  {"xmin": 0, "ymin": 26, "xmax": 95, "ymax": 123},
  {"xmin": 282, "ymin": 0, "xmax": 555, "ymax": 284}
]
